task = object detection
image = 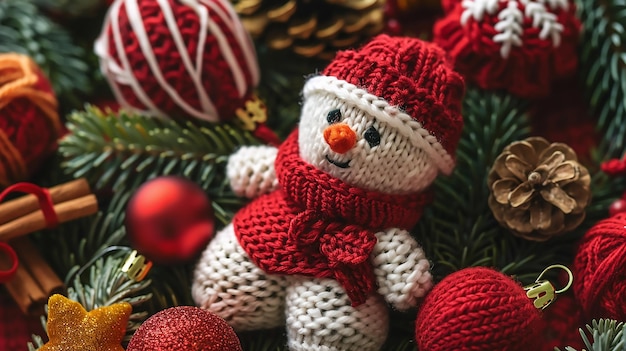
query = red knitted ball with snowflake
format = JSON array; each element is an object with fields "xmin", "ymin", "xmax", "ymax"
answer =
[
  {"xmin": 95, "ymin": 0, "xmax": 259, "ymax": 122},
  {"xmin": 433, "ymin": 0, "xmax": 580, "ymax": 98}
]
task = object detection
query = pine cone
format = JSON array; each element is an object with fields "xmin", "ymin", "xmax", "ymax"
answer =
[
  {"xmin": 487, "ymin": 137, "xmax": 591, "ymax": 241},
  {"xmin": 231, "ymin": 0, "xmax": 385, "ymax": 59}
]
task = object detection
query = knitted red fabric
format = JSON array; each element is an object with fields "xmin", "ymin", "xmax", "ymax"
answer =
[
  {"xmin": 0, "ymin": 287, "xmax": 45, "ymax": 350},
  {"xmin": 322, "ymin": 35, "xmax": 464, "ymax": 157},
  {"xmin": 99, "ymin": 0, "xmax": 258, "ymax": 122},
  {"xmin": 542, "ymin": 293, "xmax": 585, "ymax": 351},
  {"xmin": 0, "ymin": 54, "xmax": 62, "ymax": 188},
  {"xmin": 573, "ymin": 213, "xmax": 626, "ymax": 320},
  {"xmin": 433, "ymin": 0, "xmax": 580, "ymax": 99},
  {"xmin": 415, "ymin": 267, "xmax": 544, "ymax": 351},
  {"xmin": 234, "ymin": 130, "xmax": 433, "ymax": 306}
]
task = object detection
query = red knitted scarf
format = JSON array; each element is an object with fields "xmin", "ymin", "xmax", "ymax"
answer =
[{"xmin": 233, "ymin": 131, "xmax": 433, "ymax": 306}]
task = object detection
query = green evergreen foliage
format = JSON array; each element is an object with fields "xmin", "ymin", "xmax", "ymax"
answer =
[
  {"xmin": 415, "ymin": 87, "xmax": 563, "ymax": 283},
  {"xmin": 578, "ymin": 0, "xmax": 626, "ymax": 159},
  {"xmin": 59, "ymin": 106, "xmax": 260, "ymax": 225},
  {"xmin": 555, "ymin": 319, "xmax": 626, "ymax": 351},
  {"xmin": 28, "ymin": 0, "xmax": 107, "ymax": 17},
  {"xmin": 0, "ymin": 0, "xmax": 90, "ymax": 110}
]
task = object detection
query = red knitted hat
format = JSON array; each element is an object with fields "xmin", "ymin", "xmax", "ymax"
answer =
[{"xmin": 304, "ymin": 34, "xmax": 465, "ymax": 175}]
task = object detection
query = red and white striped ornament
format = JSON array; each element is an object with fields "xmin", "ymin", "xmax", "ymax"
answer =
[
  {"xmin": 433, "ymin": 0, "xmax": 580, "ymax": 98},
  {"xmin": 95, "ymin": 0, "xmax": 259, "ymax": 122}
]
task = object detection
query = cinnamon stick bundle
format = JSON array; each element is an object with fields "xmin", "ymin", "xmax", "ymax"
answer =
[
  {"xmin": 2, "ymin": 237, "xmax": 65, "ymax": 315},
  {"xmin": 0, "ymin": 178, "xmax": 98, "ymax": 315},
  {"xmin": 0, "ymin": 178, "xmax": 98, "ymax": 241}
]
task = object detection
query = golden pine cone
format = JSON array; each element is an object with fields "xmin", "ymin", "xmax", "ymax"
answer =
[
  {"xmin": 487, "ymin": 137, "xmax": 591, "ymax": 241},
  {"xmin": 231, "ymin": 0, "xmax": 385, "ymax": 60}
]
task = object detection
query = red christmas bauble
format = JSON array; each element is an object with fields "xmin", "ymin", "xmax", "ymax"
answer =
[
  {"xmin": 95, "ymin": 0, "xmax": 259, "ymax": 122},
  {"xmin": 609, "ymin": 198, "xmax": 626, "ymax": 217},
  {"xmin": 126, "ymin": 176, "xmax": 214, "ymax": 264},
  {"xmin": 415, "ymin": 267, "xmax": 544, "ymax": 351},
  {"xmin": 573, "ymin": 213, "xmax": 626, "ymax": 320},
  {"xmin": 433, "ymin": 0, "xmax": 580, "ymax": 98},
  {"xmin": 126, "ymin": 306, "xmax": 242, "ymax": 351},
  {"xmin": 0, "ymin": 53, "xmax": 62, "ymax": 188}
]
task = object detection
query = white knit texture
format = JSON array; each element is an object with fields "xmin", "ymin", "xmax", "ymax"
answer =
[
  {"xmin": 302, "ymin": 76, "xmax": 455, "ymax": 175},
  {"xmin": 298, "ymin": 93, "xmax": 439, "ymax": 195},
  {"xmin": 372, "ymin": 228, "xmax": 433, "ymax": 311},
  {"xmin": 285, "ymin": 277, "xmax": 389, "ymax": 351},
  {"xmin": 191, "ymin": 224, "xmax": 287, "ymax": 331},
  {"xmin": 227, "ymin": 145, "xmax": 279, "ymax": 198}
]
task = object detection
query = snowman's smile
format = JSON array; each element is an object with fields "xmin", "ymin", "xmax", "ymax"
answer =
[{"xmin": 325, "ymin": 155, "xmax": 350, "ymax": 168}]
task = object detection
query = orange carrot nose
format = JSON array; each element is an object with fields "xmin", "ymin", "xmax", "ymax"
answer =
[{"xmin": 323, "ymin": 123, "xmax": 356, "ymax": 154}]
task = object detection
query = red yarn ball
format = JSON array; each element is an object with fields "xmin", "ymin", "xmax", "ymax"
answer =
[
  {"xmin": 0, "ymin": 53, "xmax": 62, "ymax": 187},
  {"xmin": 95, "ymin": 0, "xmax": 259, "ymax": 122},
  {"xmin": 126, "ymin": 176, "xmax": 214, "ymax": 264},
  {"xmin": 573, "ymin": 213, "xmax": 626, "ymax": 320},
  {"xmin": 415, "ymin": 267, "xmax": 544, "ymax": 351},
  {"xmin": 542, "ymin": 293, "xmax": 585, "ymax": 351},
  {"xmin": 433, "ymin": 0, "xmax": 580, "ymax": 98},
  {"xmin": 127, "ymin": 306, "xmax": 242, "ymax": 351}
]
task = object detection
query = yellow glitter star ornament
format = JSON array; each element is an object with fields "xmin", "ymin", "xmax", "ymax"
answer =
[{"xmin": 39, "ymin": 294, "xmax": 132, "ymax": 351}]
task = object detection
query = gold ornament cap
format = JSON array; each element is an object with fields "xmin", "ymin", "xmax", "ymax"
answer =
[{"xmin": 523, "ymin": 264, "xmax": 573, "ymax": 310}]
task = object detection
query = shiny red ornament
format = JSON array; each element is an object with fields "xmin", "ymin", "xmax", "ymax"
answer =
[
  {"xmin": 573, "ymin": 213, "xmax": 626, "ymax": 320},
  {"xmin": 433, "ymin": 0, "xmax": 580, "ymax": 98},
  {"xmin": 126, "ymin": 176, "xmax": 214, "ymax": 264},
  {"xmin": 609, "ymin": 198, "xmax": 626, "ymax": 217},
  {"xmin": 95, "ymin": 0, "xmax": 259, "ymax": 122},
  {"xmin": 126, "ymin": 306, "xmax": 242, "ymax": 351},
  {"xmin": 415, "ymin": 267, "xmax": 544, "ymax": 351}
]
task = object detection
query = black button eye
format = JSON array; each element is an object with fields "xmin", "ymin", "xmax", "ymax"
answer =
[
  {"xmin": 326, "ymin": 109, "xmax": 341, "ymax": 124},
  {"xmin": 364, "ymin": 126, "xmax": 380, "ymax": 147}
]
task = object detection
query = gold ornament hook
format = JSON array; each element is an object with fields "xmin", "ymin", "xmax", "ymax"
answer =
[
  {"xmin": 523, "ymin": 264, "xmax": 573, "ymax": 310},
  {"xmin": 536, "ymin": 264, "xmax": 574, "ymax": 294}
]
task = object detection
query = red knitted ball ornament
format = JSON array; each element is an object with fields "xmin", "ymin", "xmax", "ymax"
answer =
[
  {"xmin": 95, "ymin": 0, "xmax": 259, "ymax": 122},
  {"xmin": 415, "ymin": 267, "xmax": 544, "ymax": 351},
  {"xmin": 0, "ymin": 53, "xmax": 62, "ymax": 188},
  {"xmin": 573, "ymin": 213, "xmax": 626, "ymax": 320},
  {"xmin": 126, "ymin": 306, "xmax": 242, "ymax": 351},
  {"xmin": 433, "ymin": 0, "xmax": 580, "ymax": 98}
]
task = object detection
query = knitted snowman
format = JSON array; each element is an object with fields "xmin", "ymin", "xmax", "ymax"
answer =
[{"xmin": 192, "ymin": 34, "xmax": 464, "ymax": 351}]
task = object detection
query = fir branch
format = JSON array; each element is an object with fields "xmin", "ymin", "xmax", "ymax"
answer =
[
  {"xmin": 33, "ymin": 211, "xmax": 127, "ymax": 277},
  {"xmin": 0, "ymin": 0, "xmax": 90, "ymax": 110},
  {"xmin": 555, "ymin": 319, "xmax": 626, "ymax": 351},
  {"xmin": 60, "ymin": 106, "xmax": 260, "ymax": 225},
  {"xmin": 66, "ymin": 254, "xmax": 152, "ymax": 335},
  {"xmin": 415, "ymin": 87, "xmax": 575, "ymax": 283},
  {"xmin": 577, "ymin": 0, "xmax": 626, "ymax": 159}
]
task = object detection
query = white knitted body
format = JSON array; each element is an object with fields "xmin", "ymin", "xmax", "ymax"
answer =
[
  {"xmin": 192, "ymin": 224, "xmax": 432, "ymax": 350},
  {"xmin": 285, "ymin": 277, "xmax": 389, "ymax": 351},
  {"xmin": 191, "ymin": 224, "xmax": 287, "ymax": 331},
  {"xmin": 227, "ymin": 145, "xmax": 279, "ymax": 198}
]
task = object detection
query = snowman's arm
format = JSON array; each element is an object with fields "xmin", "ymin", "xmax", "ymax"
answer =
[
  {"xmin": 371, "ymin": 228, "xmax": 433, "ymax": 311},
  {"xmin": 227, "ymin": 145, "xmax": 279, "ymax": 199}
]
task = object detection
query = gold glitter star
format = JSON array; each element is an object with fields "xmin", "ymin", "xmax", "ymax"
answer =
[{"xmin": 39, "ymin": 294, "xmax": 132, "ymax": 351}]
